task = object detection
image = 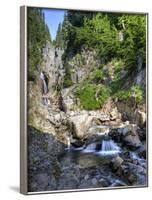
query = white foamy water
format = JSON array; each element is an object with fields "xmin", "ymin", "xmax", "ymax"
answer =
[
  {"xmin": 82, "ymin": 143, "xmax": 97, "ymax": 153},
  {"xmin": 82, "ymin": 139, "xmax": 120, "ymax": 155}
]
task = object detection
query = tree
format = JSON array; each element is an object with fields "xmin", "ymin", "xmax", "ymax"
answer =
[
  {"xmin": 118, "ymin": 14, "xmax": 146, "ymax": 70},
  {"xmin": 27, "ymin": 8, "xmax": 52, "ymax": 81}
]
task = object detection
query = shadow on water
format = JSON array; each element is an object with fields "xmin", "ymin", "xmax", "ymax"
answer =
[
  {"xmin": 59, "ymin": 149, "xmax": 118, "ymax": 168},
  {"xmin": 59, "ymin": 137, "xmax": 121, "ymax": 168}
]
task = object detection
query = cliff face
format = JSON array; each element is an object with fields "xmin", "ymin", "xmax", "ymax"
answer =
[
  {"xmin": 28, "ymin": 39, "xmax": 146, "ymax": 137},
  {"xmin": 64, "ymin": 47, "xmax": 101, "ymax": 85},
  {"xmin": 28, "ymin": 41, "xmax": 67, "ymax": 141},
  {"xmin": 41, "ymin": 41, "xmax": 65, "ymax": 91},
  {"xmin": 27, "ymin": 9, "xmax": 147, "ymax": 192}
]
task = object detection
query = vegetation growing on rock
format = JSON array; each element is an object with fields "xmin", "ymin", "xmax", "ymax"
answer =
[
  {"xmin": 27, "ymin": 8, "xmax": 147, "ymax": 192},
  {"xmin": 27, "ymin": 8, "xmax": 52, "ymax": 81}
]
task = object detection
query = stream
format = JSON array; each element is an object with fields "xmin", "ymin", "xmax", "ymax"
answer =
[{"xmin": 58, "ymin": 125, "xmax": 147, "ymax": 188}]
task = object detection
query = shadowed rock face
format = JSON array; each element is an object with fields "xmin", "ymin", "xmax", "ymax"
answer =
[{"xmin": 28, "ymin": 126, "xmax": 65, "ymax": 192}]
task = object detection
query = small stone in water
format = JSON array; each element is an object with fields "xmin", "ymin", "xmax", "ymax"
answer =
[
  {"xmin": 84, "ymin": 174, "xmax": 89, "ymax": 180},
  {"xmin": 92, "ymin": 178, "xmax": 98, "ymax": 185}
]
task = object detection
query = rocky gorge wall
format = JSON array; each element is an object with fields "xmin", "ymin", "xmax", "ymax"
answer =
[{"xmin": 27, "ymin": 40, "xmax": 147, "ymax": 192}]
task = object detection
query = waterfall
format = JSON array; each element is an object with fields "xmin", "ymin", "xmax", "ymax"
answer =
[
  {"xmin": 82, "ymin": 137, "xmax": 120, "ymax": 155},
  {"xmin": 100, "ymin": 139, "xmax": 120, "ymax": 155},
  {"xmin": 40, "ymin": 72, "xmax": 48, "ymax": 94},
  {"xmin": 67, "ymin": 137, "xmax": 71, "ymax": 149},
  {"xmin": 40, "ymin": 72, "xmax": 49, "ymax": 105},
  {"xmin": 102, "ymin": 140, "xmax": 119, "ymax": 151}
]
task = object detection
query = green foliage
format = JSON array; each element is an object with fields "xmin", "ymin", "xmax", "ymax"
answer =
[
  {"xmin": 75, "ymin": 13, "xmax": 120, "ymax": 61},
  {"xmin": 67, "ymin": 10, "xmax": 93, "ymax": 27},
  {"xmin": 118, "ymin": 15, "xmax": 146, "ymax": 70},
  {"xmin": 130, "ymin": 85, "xmax": 144, "ymax": 104},
  {"xmin": 55, "ymin": 11, "xmax": 146, "ymax": 108},
  {"xmin": 90, "ymin": 69, "xmax": 105, "ymax": 83},
  {"xmin": 27, "ymin": 8, "xmax": 52, "ymax": 81},
  {"xmin": 63, "ymin": 66, "xmax": 73, "ymax": 88},
  {"xmin": 115, "ymin": 85, "xmax": 144, "ymax": 104},
  {"xmin": 59, "ymin": 11, "xmax": 146, "ymax": 72},
  {"xmin": 77, "ymin": 83, "xmax": 111, "ymax": 110}
]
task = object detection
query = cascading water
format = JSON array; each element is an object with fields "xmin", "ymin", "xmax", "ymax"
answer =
[
  {"xmin": 82, "ymin": 136, "xmax": 120, "ymax": 155},
  {"xmin": 40, "ymin": 72, "xmax": 49, "ymax": 105},
  {"xmin": 98, "ymin": 139, "xmax": 120, "ymax": 155},
  {"xmin": 41, "ymin": 72, "xmax": 48, "ymax": 94}
]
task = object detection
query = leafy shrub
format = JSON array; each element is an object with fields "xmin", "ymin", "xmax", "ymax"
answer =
[
  {"xmin": 63, "ymin": 66, "xmax": 73, "ymax": 88},
  {"xmin": 90, "ymin": 69, "xmax": 105, "ymax": 83},
  {"xmin": 77, "ymin": 83, "xmax": 111, "ymax": 110},
  {"xmin": 130, "ymin": 85, "xmax": 144, "ymax": 104},
  {"xmin": 114, "ymin": 85, "xmax": 144, "ymax": 104}
]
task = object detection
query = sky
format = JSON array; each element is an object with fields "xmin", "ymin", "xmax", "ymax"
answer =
[{"xmin": 43, "ymin": 9, "xmax": 65, "ymax": 41}]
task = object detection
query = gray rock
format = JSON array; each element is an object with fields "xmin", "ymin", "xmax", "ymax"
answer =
[
  {"xmin": 110, "ymin": 107, "xmax": 120, "ymax": 120},
  {"xmin": 68, "ymin": 113, "xmax": 92, "ymax": 138},
  {"xmin": 110, "ymin": 156, "xmax": 124, "ymax": 171},
  {"xmin": 92, "ymin": 178, "xmax": 98, "ymax": 185},
  {"xmin": 98, "ymin": 178, "xmax": 110, "ymax": 187},
  {"xmin": 135, "ymin": 110, "xmax": 146, "ymax": 128},
  {"xmin": 124, "ymin": 134, "xmax": 142, "ymax": 148},
  {"xmin": 35, "ymin": 173, "xmax": 50, "ymax": 188}
]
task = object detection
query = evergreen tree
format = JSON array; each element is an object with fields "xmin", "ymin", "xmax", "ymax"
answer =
[{"xmin": 27, "ymin": 8, "xmax": 52, "ymax": 81}]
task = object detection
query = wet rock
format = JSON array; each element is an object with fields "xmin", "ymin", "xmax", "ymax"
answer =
[
  {"xmin": 137, "ymin": 127, "xmax": 146, "ymax": 141},
  {"xmin": 124, "ymin": 134, "xmax": 142, "ymax": 148},
  {"xmin": 110, "ymin": 156, "xmax": 124, "ymax": 171},
  {"xmin": 137, "ymin": 145, "xmax": 146, "ymax": 159},
  {"xmin": 110, "ymin": 179, "xmax": 127, "ymax": 187},
  {"xmin": 122, "ymin": 124, "xmax": 137, "ymax": 136},
  {"xmin": 92, "ymin": 178, "xmax": 98, "ymax": 185},
  {"xmin": 111, "ymin": 124, "xmax": 142, "ymax": 149},
  {"xmin": 98, "ymin": 178, "xmax": 110, "ymax": 187},
  {"xmin": 70, "ymin": 138, "xmax": 85, "ymax": 148},
  {"xmin": 84, "ymin": 174, "xmax": 90, "ymax": 180},
  {"xmin": 78, "ymin": 179, "xmax": 93, "ymax": 189},
  {"xmin": 127, "ymin": 174, "xmax": 137, "ymax": 184},
  {"xmin": 118, "ymin": 162, "xmax": 146, "ymax": 185}
]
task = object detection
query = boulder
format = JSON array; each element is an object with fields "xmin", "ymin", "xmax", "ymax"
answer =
[
  {"xmin": 124, "ymin": 134, "xmax": 142, "ymax": 148},
  {"xmin": 87, "ymin": 125, "xmax": 109, "ymax": 136},
  {"xmin": 135, "ymin": 110, "xmax": 146, "ymax": 128},
  {"xmin": 137, "ymin": 145, "xmax": 146, "ymax": 159},
  {"xmin": 110, "ymin": 107, "xmax": 120, "ymax": 120},
  {"xmin": 122, "ymin": 124, "xmax": 137, "ymax": 136},
  {"xmin": 98, "ymin": 178, "xmax": 110, "ymax": 187},
  {"xmin": 68, "ymin": 113, "xmax": 92, "ymax": 139},
  {"xmin": 62, "ymin": 98, "xmax": 75, "ymax": 112},
  {"xmin": 110, "ymin": 156, "xmax": 124, "ymax": 171},
  {"xmin": 91, "ymin": 178, "xmax": 98, "ymax": 185}
]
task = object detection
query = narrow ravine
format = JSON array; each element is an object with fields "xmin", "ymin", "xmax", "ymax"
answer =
[{"xmin": 27, "ymin": 8, "xmax": 147, "ymax": 192}]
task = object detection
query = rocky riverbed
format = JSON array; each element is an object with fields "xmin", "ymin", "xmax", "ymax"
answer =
[{"xmin": 28, "ymin": 108, "xmax": 147, "ymax": 191}]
